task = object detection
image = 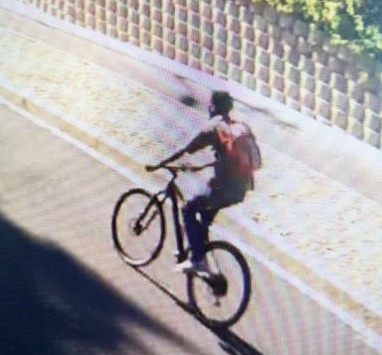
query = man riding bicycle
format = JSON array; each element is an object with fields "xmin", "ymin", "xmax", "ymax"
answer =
[{"xmin": 147, "ymin": 91, "xmax": 262, "ymax": 273}]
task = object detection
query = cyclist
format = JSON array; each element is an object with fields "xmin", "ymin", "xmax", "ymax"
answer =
[{"xmin": 147, "ymin": 91, "xmax": 262, "ymax": 273}]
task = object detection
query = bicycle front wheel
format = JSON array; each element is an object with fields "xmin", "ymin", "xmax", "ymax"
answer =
[
  {"xmin": 187, "ymin": 240, "xmax": 251, "ymax": 329},
  {"xmin": 112, "ymin": 188, "xmax": 165, "ymax": 266}
]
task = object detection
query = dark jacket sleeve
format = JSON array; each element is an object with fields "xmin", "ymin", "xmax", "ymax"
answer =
[{"xmin": 185, "ymin": 127, "xmax": 215, "ymax": 154}]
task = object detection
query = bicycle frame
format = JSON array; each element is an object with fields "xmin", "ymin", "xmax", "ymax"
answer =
[
  {"xmin": 152, "ymin": 171, "xmax": 188, "ymax": 264},
  {"xmin": 113, "ymin": 163, "xmax": 252, "ymax": 328},
  {"xmin": 147, "ymin": 164, "xmax": 214, "ymax": 264}
]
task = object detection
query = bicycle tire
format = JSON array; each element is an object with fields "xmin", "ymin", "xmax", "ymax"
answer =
[
  {"xmin": 187, "ymin": 240, "xmax": 251, "ymax": 329},
  {"xmin": 112, "ymin": 188, "xmax": 166, "ymax": 267}
]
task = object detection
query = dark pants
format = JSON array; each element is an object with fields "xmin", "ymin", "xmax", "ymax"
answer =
[{"xmin": 181, "ymin": 178, "xmax": 248, "ymax": 262}]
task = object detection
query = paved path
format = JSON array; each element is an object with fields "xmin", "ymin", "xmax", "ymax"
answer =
[
  {"xmin": 0, "ymin": 7, "xmax": 381, "ymax": 352},
  {"xmin": 2, "ymin": 102, "xmax": 379, "ymax": 355},
  {"xmin": 0, "ymin": 103, "xmax": 233, "ymax": 354}
]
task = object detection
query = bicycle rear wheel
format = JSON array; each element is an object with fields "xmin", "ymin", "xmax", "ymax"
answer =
[
  {"xmin": 187, "ymin": 240, "xmax": 251, "ymax": 329},
  {"xmin": 112, "ymin": 188, "xmax": 165, "ymax": 266}
]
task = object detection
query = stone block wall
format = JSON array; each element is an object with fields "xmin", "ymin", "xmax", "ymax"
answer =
[{"xmin": 19, "ymin": 0, "xmax": 382, "ymax": 149}]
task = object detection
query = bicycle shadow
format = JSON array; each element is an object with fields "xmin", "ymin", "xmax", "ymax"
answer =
[
  {"xmin": 134, "ymin": 267, "xmax": 264, "ymax": 355},
  {"xmin": 0, "ymin": 211, "xmax": 201, "ymax": 355}
]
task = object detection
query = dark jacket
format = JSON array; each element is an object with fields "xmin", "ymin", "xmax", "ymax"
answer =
[{"xmin": 185, "ymin": 120, "xmax": 258, "ymax": 191}]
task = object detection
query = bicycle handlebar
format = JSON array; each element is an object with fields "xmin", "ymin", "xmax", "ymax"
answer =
[{"xmin": 145, "ymin": 163, "xmax": 214, "ymax": 176}]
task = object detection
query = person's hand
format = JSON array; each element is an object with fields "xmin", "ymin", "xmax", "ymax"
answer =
[{"xmin": 145, "ymin": 164, "xmax": 160, "ymax": 172}]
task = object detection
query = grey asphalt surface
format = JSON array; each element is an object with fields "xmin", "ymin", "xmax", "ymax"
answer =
[
  {"xmin": 2, "ymin": 102, "xmax": 379, "ymax": 354},
  {"xmin": 0, "ymin": 103, "xmax": 232, "ymax": 355}
]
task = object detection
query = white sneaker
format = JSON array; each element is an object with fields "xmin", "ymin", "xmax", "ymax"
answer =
[{"xmin": 175, "ymin": 259, "xmax": 209, "ymax": 274}]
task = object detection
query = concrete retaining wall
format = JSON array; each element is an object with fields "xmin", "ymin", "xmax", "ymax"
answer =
[{"xmin": 18, "ymin": 0, "xmax": 382, "ymax": 148}]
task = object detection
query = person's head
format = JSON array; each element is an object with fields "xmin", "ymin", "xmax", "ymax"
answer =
[{"xmin": 208, "ymin": 91, "xmax": 233, "ymax": 118}]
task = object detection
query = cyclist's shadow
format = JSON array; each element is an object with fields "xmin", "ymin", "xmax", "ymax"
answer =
[
  {"xmin": 0, "ymin": 211, "xmax": 201, "ymax": 355},
  {"xmin": 135, "ymin": 267, "xmax": 264, "ymax": 355}
]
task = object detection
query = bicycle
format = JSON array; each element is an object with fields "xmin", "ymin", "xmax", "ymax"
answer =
[{"xmin": 111, "ymin": 164, "xmax": 251, "ymax": 329}]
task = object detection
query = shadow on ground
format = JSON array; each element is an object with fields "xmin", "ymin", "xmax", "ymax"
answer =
[
  {"xmin": 135, "ymin": 268, "xmax": 264, "ymax": 355},
  {"xmin": 0, "ymin": 211, "xmax": 200, "ymax": 355}
]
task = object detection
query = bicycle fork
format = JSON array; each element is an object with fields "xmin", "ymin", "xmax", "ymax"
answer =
[{"xmin": 168, "ymin": 184, "xmax": 188, "ymax": 264}]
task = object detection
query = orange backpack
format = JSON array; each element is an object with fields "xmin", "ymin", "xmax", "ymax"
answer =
[{"xmin": 216, "ymin": 122, "xmax": 262, "ymax": 176}]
